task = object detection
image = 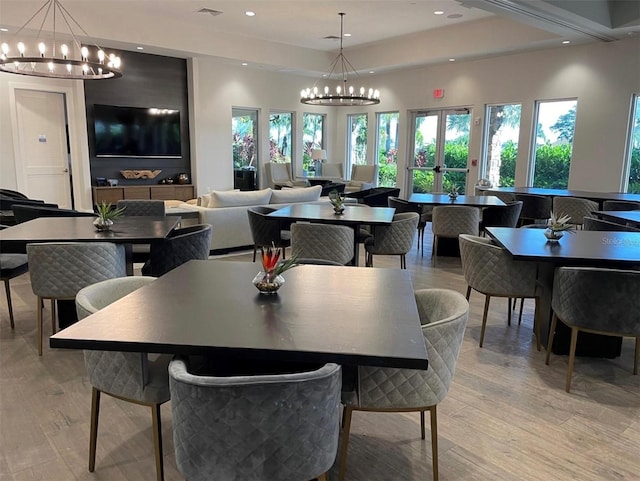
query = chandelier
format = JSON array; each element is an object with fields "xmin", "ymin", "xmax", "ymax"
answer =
[
  {"xmin": 300, "ymin": 13, "xmax": 380, "ymax": 106},
  {"xmin": 0, "ymin": 0, "xmax": 122, "ymax": 80}
]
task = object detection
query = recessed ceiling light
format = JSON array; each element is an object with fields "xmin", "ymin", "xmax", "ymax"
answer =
[
  {"xmin": 369, "ymin": 71, "xmax": 375, "ymax": 74},
  {"xmin": 562, "ymin": 40, "xmax": 571, "ymax": 44},
  {"xmin": 343, "ymin": 33, "xmax": 352, "ymax": 37},
  {"xmin": 0, "ymin": 28, "xmax": 8, "ymax": 32},
  {"xmin": 241, "ymin": 62, "xmax": 248, "ymax": 66},
  {"xmin": 136, "ymin": 46, "xmax": 144, "ymax": 50},
  {"xmin": 322, "ymin": 74, "xmax": 328, "ymax": 77},
  {"xmin": 449, "ymin": 58, "xmax": 455, "ymax": 62},
  {"xmin": 434, "ymin": 10, "xmax": 444, "ymax": 15},
  {"xmin": 245, "ymin": 11, "xmax": 255, "ymax": 17}
]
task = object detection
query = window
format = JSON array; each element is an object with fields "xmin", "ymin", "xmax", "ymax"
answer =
[
  {"xmin": 531, "ymin": 99, "xmax": 577, "ymax": 189},
  {"xmin": 269, "ymin": 112, "xmax": 293, "ymax": 163},
  {"xmin": 482, "ymin": 104, "xmax": 521, "ymax": 187},
  {"xmin": 302, "ymin": 113, "xmax": 325, "ymax": 174},
  {"xmin": 232, "ymin": 108, "xmax": 257, "ymax": 170},
  {"xmin": 625, "ymin": 94, "xmax": 640, "ymax": 193},
  {"xmin": 376, "ymin": 112, "xmax": 399, "ymax": 187},
  {"xmin": 347, "ymin": 114, "xmax": 368, "ymax": 170}
]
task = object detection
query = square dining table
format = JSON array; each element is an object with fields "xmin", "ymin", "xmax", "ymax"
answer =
[
  {"xmin": 485, "ymin": 227, "xmax": 640, "ymax": 356},
  {"xmin": 407, "ymin": 193, "xmax": 506, "ymax": 207},
  {"xmin": 594, "ymin": 210, "xmax": 640, "ymax": 228},
  {"xmin": 268, "ymin": 203, "xmax": 396, "ymax": 265},
  {"xmin": 51, "ymin": 260, "xmax": 429, "ymax": 370}
]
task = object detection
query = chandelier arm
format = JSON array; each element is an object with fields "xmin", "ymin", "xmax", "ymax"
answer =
[
  {"xmin": 34, "ymin": 0, "xmax": 54, "ymax": 44},
  {"xmin": 340, "ymin": 55, "xmax": 364, "ymax": 79},
  {"xmin": 11, "ymin": 0, "xmax": 51, "ymax": 37},
  {"xmin": 56, "ymin": 0, "xmax": 105, "ymax": 50}
]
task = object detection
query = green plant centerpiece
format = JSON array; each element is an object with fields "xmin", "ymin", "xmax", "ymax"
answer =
[
  {"xmin": 328, "ymin": 189, "xmax": 346, "ymax": 214},
  {"xmin": 253, "ymin": 245, "xmax": 298, "ymax": 294},
  {"xmin": 544, "ymin": 211, "xmax": 575, "ymax": 242},
  {"xmin": 94, "ymin": 201, "xmax": 126, "ymax": 232}
]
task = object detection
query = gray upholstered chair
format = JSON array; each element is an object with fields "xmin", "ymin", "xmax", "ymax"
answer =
[
  {"xmin": 480, "ymin": 201, "xmax": 523, "ymax": 234},
  {"xmin": 169, "ymin": 358, "xmax": 341, "ymax": 481},
  {"xmin": 247, "ymin": 206, "xmax": 290, "ymax": 262},
  {"xmin": 546, "ymin": 267, "xmax": 640, "ymax": 392},
  {"xmin": 116, "ymin": 199, "xmax": 166, "ymax": 217},
  {"xmin": 583, "ymin": 216, "xmax": 640, "ymax": 232},
  {"xmin": 602, "ymin": 200, "xmax": 640, "ymax": 211},
  {"xmin": 388, "ymin": 196, "xmax": 431, "ymax": 255},
  {"xmin": 344, "ymin": 164, "xmax": 379, "ymax": 193},
  {"xmin": 291, "ymin": 223, "xmax": 354, "ymax": 265},
  {"xmin": 364, "ymin": 212, "xmax": 420, "ymax": 268},
  {"xmin": 76, "ymin": 276, "xmax": 170, "ymax": 481},
  {"xmin": 431, "ymin": 205, "xmax": 480, "ymax": 266},
  {"xmin": 339, "ymin": 288, "xmax": 469, "ymax": 481},
  {"xmin": 458, "ymin": 234, "xmax": 541, "ymax": 350},
  {"xmin": 264, "ymin": 162, "xmax": 309, "ymax": 189},
  {"xmin": 27, "ymin": 242, "xmax": 126, "ymax": 355},
  {"xmin": 0, "ymin": 225, "xmax": 28, "ymax": 328},
  {"xmin": 514, "ymin": 193, "xmax": 551, "ymax": 226},
  {"xmin": 552, "ymin": 196, "xmax": 598, "ymax": 228},
  {"xmin": 321, "ymin": 162, "xmax": 345, "ymax": 180},
  {"xmin": 141, "ymin": 224, "xmax": 212, "ymax": 277}
]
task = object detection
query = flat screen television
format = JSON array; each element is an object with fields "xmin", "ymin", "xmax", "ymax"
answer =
[{"xmin": 93, "ymin": 104, "xmax": 182, "ymax": 158}]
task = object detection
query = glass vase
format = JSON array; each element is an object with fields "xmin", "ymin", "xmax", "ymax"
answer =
[
  {"xmin": 253, "ymin": 271, "xmax": 285, "ymax": 294},
  {"xmin": 543, "ymin": 228, "xmax": 564, "ymax": 242},
  {"xmin": 93, "ymin": 217, "xmax": 113, "ymax": 232}
]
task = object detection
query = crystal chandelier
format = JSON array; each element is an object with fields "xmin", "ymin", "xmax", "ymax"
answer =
[
  {"xmin": 0, "ymin": 0, "xmax": 122, "ymax": 80},
  {"xmin": 300, "ymin": 13, "xmax": 380, "ymax": 106}
]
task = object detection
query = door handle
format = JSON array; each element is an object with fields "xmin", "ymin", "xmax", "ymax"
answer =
[
  {"xmin": 432, "ymin": 165, "xmax": 441, "ymax": 173},
  {"xmin": 63, "ymin": 168, "xmax": 69, "ymax": 173}
]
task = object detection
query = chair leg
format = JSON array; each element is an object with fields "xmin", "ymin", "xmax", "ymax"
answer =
[
  {"xmin": 518, "ymin": 298, "xmax": 525, "ymax": 325},
  {"xmin": 545, "ymin": 313, "xmax": 558, "ymax": 365},
  {"xmin": 432, "ymin": 236, "xmax": 438, "ymax": 266},
  {"xmin": 51, "ymin": 299, "xmax": 57, "ymax": 335},
  {"xmin": 507, "ymin": 298, "xmax": 512, "ymax": 326},
  {"xmin": 479, "ymin": 295, "xmax": 491, "ymax": 348},
  {"xmin": 37, "ymin": 296, "xmax": 43, "ymax": 356},
  {"xmin": 421, "ymin": 228, "xmax": 425, "ymax": 257},
  {"xmin": 566, "ymin": 327, "xmax": 579, "ymax": 393},
  {"xmin": 533, "ymin": 297, "xmax": 541, "ymax": 351},
  {"xmin": 465, "ymin": 285, "xmax": 471, "ymax": 301},
  {"xmin": 317, "ymin": 474, "xmax": 329, "ymax": 481},
  {"xmin": 338, "ymin": 406, "xmax": 354, "ymax": 481},
  {"xmin": 151, "ymin": 403, "xmax": 164, "ymax": 481},
  {"xmin": 420, "ymin": 410, "xmax": 426, "ymax": 439},
  {"xmin": 429, "ymin": 405, "xmax": 439, "ymax": 481},
  {"xmin": 89, "ymin": 387, "xmax": 101, "ymax": 472},
  {"xmin": 4, "ymin": 279, "xmax": 15, "ymax": 329},
  {"xmin": 252, "ymin": 246, "xmax": 257, "ymax": 262},
  {"xmin": 400, "ymin": 254, "xmax": 406, "ymax": 269},
  {"xmin": 634, "ymin": 337, "xmax": 639, "ymax": 375}
]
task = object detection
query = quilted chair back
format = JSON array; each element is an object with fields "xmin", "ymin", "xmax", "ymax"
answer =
[
  {"xmin": 552, "ymin": 267, "xmax": 640, "ymax": 335},
  {"xmin": 458, "ymin": 234, "xmax": 538, "ymax": 297},
  {"xmin": 76, "ymin": 276, "xmax": 170, "ymax": 403},
  {"xmin": 366, "ymin": 212, "xmax": 419, "ymax": 255},
  {"xmin": 583, "ymin": 216, "xmax": 640, "ymax": 232},
  {"xmin": 602, "ymin": 200, "xmax": 640, "ymax": 211},
  {"xmin": 291, "ymin": 223, "xmax": 354, "ymax": 265},
  {"xmin": 27, "ymin": 242, "xmax": 126, "ymax": 299},
  {"xmin": 116, "ymin": 199, "xmax": 166, "ymax": 217},
  {"xmin": 514, "ymin": 193, "xmax": 552, "ymax": 224},
  {"xmin": 142, "ymin": 224, "xmax": 212, "ymax": 277},
  {"xmin": 432, "ymin": 205, "xmax": 480, "ymax": 238},
  {"xmin": 480, "ymin": 201, "xmax": 523, "ymax": 231},
  {"xmin": 552, "ymin": 197, "xmax": 598, "ymax": 226},
  {"xmin": 352, "ymin": 288, "xmax": 468, "ymax": 409},
  {"xmin": 247, "ymin": 206, "xmax": 287, "ymax": 247},
  {"xmin": 169, "ymin": 359, "xmax": 342, "ymax": 481}
]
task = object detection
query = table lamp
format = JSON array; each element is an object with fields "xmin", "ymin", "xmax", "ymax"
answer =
[{"xmin": 311, "ymin": 149, "xmax": 326, "ymax": 176}]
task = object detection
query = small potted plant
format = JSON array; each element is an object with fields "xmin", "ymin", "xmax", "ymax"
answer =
[
  {"xmin": 448, "ymin": 184, "xmax": 459, "ymax": 200},
  {"xmin": 328, "ymin": 189, "xmax": 345, "ymax": 214},
  {"xmin": 544, "ymin": 211, "xmax": 574, "ymax": 242},
  {"xmin": 253, "ymin": 245, "xmax": 298, "ymax": 294},
  {"xmin": 94, "ymin": 201, "xmax": 126, "ymax": 231}
]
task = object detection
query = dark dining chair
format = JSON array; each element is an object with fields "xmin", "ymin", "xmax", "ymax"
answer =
[
  {"xmin": 602, "ymin": 200, "xmax": 640, "ymax": 211},
  {"xmin": 247, "ymin": 206, "xmax": 290, "ymax": 262},
  {"xmin": 116, "ymin": 200, "xmax": 167, "ymax": 263},
  {"xmin": 0, "ymin": 225, "xmax": 29, "ymax": 328},
  {"xmin": 514, "ymin": 193, "xmax": 551, "ymax": 226},
  {"xmin": 141, "ymin": 224, "xmax": 212, "ymax": 277},
  {"xmin": 583, "ymin": 216, "xmax": 640, "ymax": 232},
  {"xmin": 12, "ymin": 204, "xmax": 94, "ymax": 224},
  {"xmin": 479, "ymin": 201, "xmax": 523, "ymax": 234}
]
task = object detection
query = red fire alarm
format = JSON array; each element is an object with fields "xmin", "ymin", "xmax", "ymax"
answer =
[{"xmin": 433, "ymin": 88, "xmax": 445, "ymax": 99}]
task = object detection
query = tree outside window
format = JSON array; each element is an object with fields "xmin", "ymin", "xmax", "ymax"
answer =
[
  {"xmin": 269, "ymin": 112, "xmax": 292, "ymax": 163},
  {"xmin": 348, "ymin": 114, "xmax": 368, "ymax": 169},
  {"xmin": 302, "ymin": 113, "xmax": 324, "ymax": 174},
  {"xmin": 626, "ymin": 94, "xmax": 640, "ymax": 193},
  {"xmin": 377, "ymin": 112, "xmax": 399, "ymax": 187},
  {"xmin": 483, "ymin": 104, "xmax": 521, "ymax": 187}
]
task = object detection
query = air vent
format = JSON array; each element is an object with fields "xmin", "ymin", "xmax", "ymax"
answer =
[
  {"xmin": 197, "ymin": 8, "xmax": 223, "ymax": 16},
  {"xmin": 323, "ymin": 35, "xmax": 340, "ymax": 40}
]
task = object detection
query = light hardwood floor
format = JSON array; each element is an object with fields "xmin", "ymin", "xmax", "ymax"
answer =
[{"xmin": 1, "ymin": 229, "xmax": 639, "ymax": 481}]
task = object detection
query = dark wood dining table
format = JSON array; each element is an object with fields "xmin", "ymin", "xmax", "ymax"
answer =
[
  {"xmin": 594, "ymin": 210, "xmax": 640, "ymax": 228},
  {"xmin": 482, "ymin": 187, "xmax": 640, "ymax": 207},
  {"xmin": 51, "ymin": 260, "xmax": 429, "ymax": 370},
  {"xmin": 407, "ymin": 193, "xmax": 506, "ymax": 207},
  {"xmin": 268, "ymin": 203, "xmax": 395, "ymax": 265},
  {"xmin": 485, "ymin": 227, "xmax": 640, "ymax": 356}
]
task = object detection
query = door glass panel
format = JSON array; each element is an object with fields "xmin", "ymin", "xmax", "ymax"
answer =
[
  {"xmin": 626, "ymin": 94, "xmax": 640, "ymax": 193},
  {"xmin": 531, "ymin": 99, "xmax": 577, "ymax": 188},
  {"xmin": 412, "ymin": 113, "xmax": 437, "ymax": 193},
  {"xmin": 269, "ymin": 112, "xmax": 292, "ymax": 163},
  {"xmin": 483, "ymin": 104, "xmax": 522, "ymax": 187},
  {"xmin": 377, "ymin": 112, "xmax": 399, "ymax": 187},
  {"xmin": 347, "ymin": 114, "xmax": 368, "ymax": 170},
  {"xmin": 302, "ymin": 113, "xmax": 324, "ymax": 176},
  {"xmin": 443, "ymin": 111, "xmax": 470, "ymax": 194}
]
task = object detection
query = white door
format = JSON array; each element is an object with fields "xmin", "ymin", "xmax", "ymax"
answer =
[{"xmin": 14, "ymin": 89, "xmax": 72, "ymax": 208}]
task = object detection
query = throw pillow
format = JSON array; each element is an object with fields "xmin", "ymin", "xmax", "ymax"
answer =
[
  {"xmin": 270, "ymin": 185, "xmax": 322, "ymax": 204},
  {"xmin": 208, "ymin": 188, "xmax": 273, "ymax": 208}
]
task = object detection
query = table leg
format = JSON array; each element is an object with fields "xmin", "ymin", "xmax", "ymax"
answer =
[
  {"xmin": 352, "ymin": 226, "xmax": 360, "ymax": 266},
  {"xmin": 534, "ymin": 262, "xmax": 555, "ymax": 348},
  {"xmin": 124, "ymin": 244, "xmax": 134, "ymax": 276}
]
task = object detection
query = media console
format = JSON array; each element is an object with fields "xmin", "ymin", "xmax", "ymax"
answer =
[{"xmin": 92, "ymin": 185, "xmax": 195, "ymax": 204}]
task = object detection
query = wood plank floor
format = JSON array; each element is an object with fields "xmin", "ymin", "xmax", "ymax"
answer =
[{"xmin": 1, "ymin": 229, "xmax": 639, "ymax": 480}]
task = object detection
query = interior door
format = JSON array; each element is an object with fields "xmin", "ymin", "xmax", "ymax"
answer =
[
  {"xmin": 407, "ymin": 109, "xmax": 471, "ymax": 194},
  {"xmin": 14, "ymin": 89, "xmax": 72, "ymax": 208}
]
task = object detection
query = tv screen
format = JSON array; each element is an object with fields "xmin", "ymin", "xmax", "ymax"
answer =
[{"xmin": 93, "ymin": 104, "xmax": 182, "ymax": 158}]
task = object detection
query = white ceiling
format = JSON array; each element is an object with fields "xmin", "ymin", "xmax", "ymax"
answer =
[{"xmin": 0, "ymin": 0, "xmax": 638, "ymax": 76}]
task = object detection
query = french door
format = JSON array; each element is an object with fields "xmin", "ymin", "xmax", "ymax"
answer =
[{"xmin": 407, "ymin": 108, "xmax": 471, "ymax": 194}]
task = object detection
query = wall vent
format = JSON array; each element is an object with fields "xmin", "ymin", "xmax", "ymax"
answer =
[{"xmin": 197, "ymin": 8, "xmax": 223, "ymax": 16}]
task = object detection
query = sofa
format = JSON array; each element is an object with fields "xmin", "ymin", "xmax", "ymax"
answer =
[{"xmin": 177, "ymin": 186, "xmax": 327, "ymax": 251}]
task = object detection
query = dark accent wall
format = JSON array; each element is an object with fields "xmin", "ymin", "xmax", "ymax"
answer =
[{"xmin": 84, "ymin": 50, "xmax": 190, "ymax": 186}]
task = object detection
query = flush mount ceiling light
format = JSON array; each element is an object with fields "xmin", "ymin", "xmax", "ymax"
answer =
[
  {"xmin": 0, "ymin": 0, "xmax": 122, "ymax": 80},
  {"xmin": 300, "ymin": 12, "xmax": 380, "ymax": 106}
]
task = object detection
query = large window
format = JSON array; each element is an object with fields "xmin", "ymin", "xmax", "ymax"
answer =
[
  {"xmin": 482, "ymin": 104, "xmax": 521, "ymax": 187},
  {"xmin": 269, "ymin": 112, "xmax": 293, "ymax": 163},
  {"xmin": 376, "ymin": 112, "xmax": 399, "ymax": 187},
  {"xmin": 626, "ymin": 94, "xmax": 640, "ymax": 193},
  {"xmin": 531, "ymin": 99, "xmax": 577, "ymax": 188},
  {"xmin": 302, "ymin": 113, "xmax": 325, "ymax": 174},
  {"xmin": 347, "ymin": 114, "xmax": 368, "ymax": 170},
  {"xmin": 232, "ymin": 108, "xmax": 257, "ymax": 170}
]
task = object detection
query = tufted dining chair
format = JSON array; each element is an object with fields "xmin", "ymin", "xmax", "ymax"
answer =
[
  {"xmin": 339, "ymin": 288, "xmax": 468, "ymax": 481},
  {"xmin": 364, "ymin": 212, "xmax": 420, "ymax": 268},
  {"xmin": 546, "ymin": 267, "xmax": 640, "ymax": 393},
  {"xmin": 388, "ymin": 197, "xmax": 432, "ymax": 255},
  {"xmin": 247, "ymin": 206, "xmax": 290, "ymax": 262},
  {"xmin": 552, "ymin": 197, "xmax": 599, "ymax": 228},
  {"xmin": 27, "ymin": 242, "xmax": 126, "ymax": 355},
  {"xmin": 169, "ymin": 358, "xmax": 341, "ymax": 481},
  {"xmin": 431, "ymin": 205, "xmax": 480, "ymax": 266},
  {"xmin": 116, "ymin": 199, "xmax": 166, "ymax": 217},
  {"xmin": 76, "ymin": 276, "xmax": 170, "ymax": 481},
  {"xmin": 141, "ymin": 224, "xmax": 212, "ymax": 277},
  {"xmin": 291, "ymin": 223, "xmax": 354, "ymax": 265},
  {"xmin": 458, "ymin": 234, "xmax": 541, "ymax": 350}
]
